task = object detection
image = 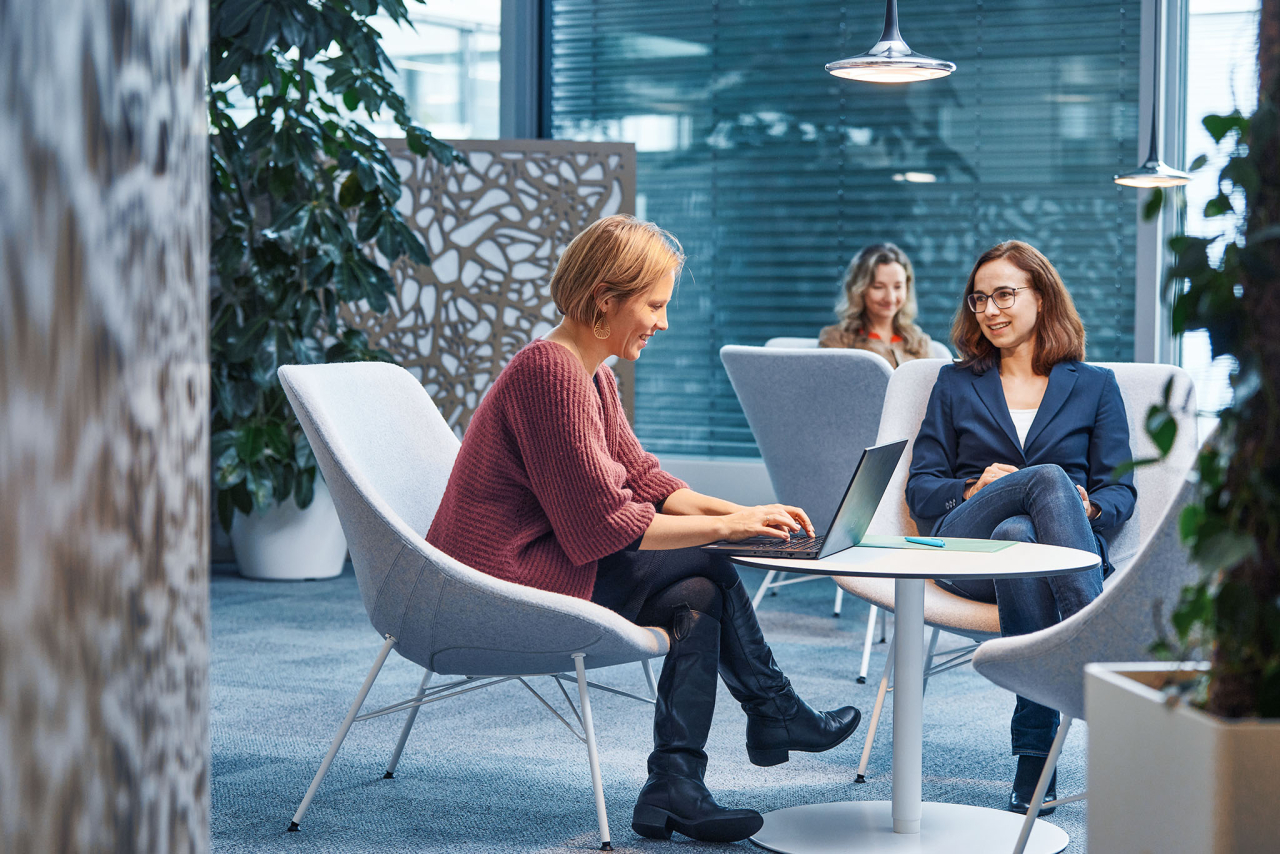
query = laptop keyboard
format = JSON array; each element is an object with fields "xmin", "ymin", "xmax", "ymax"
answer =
[{"xmin": 745, "ymin": 535, "xmax": 825, "ymax": 552}]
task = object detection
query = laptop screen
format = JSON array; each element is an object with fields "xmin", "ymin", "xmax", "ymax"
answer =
[{"xmin": 817, "ymin": 439, "xmax": 907, "ymax": 558}]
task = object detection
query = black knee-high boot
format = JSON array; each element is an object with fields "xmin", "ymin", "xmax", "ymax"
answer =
[
  {"xmin": 631, "ymin": 606, "xmax": 764, "ymax": 843},
  {"xmin": 718, "ymin": 578, "xmax": 862, "ymax": 766}
]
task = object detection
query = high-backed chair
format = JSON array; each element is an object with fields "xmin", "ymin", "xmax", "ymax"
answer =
[
  {"xmin": 721, "ymin": 345, "xmax": 893, "ymax": 624},
  {"xmin": 973, "ymin": 469, "xmax": 1200, "ymax": 853},
  {"xmin": 277, "ymin": 363, "xmax": 668, "ymax": 849},
  {"xmin": 758, "ymin": 336, "xmax": 950, "ymax": 649},
  {"xmin": 763, "ymin": 336, "xmax": 820, "ymax": 348},
  {"xmin": 838, "ymin": 359, "xmax": 1198, "ymax": 782},
  {"xmin": 763, "ymin": 336, "xmax": 953, "ymax": 361}
]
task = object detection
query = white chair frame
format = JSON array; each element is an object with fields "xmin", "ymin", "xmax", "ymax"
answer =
[{"xmin": 289, "ymin": 635, "xmax": 658, "ymax": 852}]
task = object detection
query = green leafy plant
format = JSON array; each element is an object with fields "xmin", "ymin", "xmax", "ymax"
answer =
[
  {"xmin": 1142, "ymin": 6, "xmax": 1280, "ymax": 718},
  {"xmin": 209, "ymin": 0, "xmax": 463, "ymax": 532}
]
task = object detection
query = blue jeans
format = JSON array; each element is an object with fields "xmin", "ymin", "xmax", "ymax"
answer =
[{"xmin": 930, "ymin": 465, "xmax": 1102, "ymax": 757}]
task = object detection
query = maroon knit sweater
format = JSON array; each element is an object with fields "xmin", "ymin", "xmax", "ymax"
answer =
[{"xmin": 427, "ymin": 339, "xmax": 687, "ymax": 600}]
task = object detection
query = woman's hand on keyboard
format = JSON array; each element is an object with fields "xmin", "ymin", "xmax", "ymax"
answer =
[{"xmin": 718, "ymin": 504, "xmax": 815, "ymax": 542}]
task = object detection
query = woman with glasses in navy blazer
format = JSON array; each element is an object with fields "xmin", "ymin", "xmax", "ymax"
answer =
[{"xmin": 905, "ymin": 240, "xmax": 1137, "ymax": 818}]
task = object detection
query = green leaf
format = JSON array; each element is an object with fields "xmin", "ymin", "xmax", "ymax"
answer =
[
  {"xmin": 342, "ymin": 87, "xmax": 361, "ymax": 112},
  {"xmin": 294, "ymin": 466, "xmax": 316, "ymax": 510},
  {"xmin": 1142, "ymin": 187, "xmax": 1164, "ymax": 222},
  {"xmin": 294, "ymin": 432, "xmax": 316, "ymax": 470},
  {"xmin": 236, "ymin": 424, "xmax": 268, "ymax": 464},
  {"xmin": 338, "ymin": 171, "xmax": 364, "ymax": 208},
  {"xmin": 356, "ymin": 160, "xmax": 378, "ymax": 191},
  {"xmin": 1146, "ymin": 405, "xmax": 1178, "ymax": 456},
  {"xmin": 224, "ymin": 314, "xmax": 271, "ymax": 363},
  {"xmin": 215, "ymin": 0, "xmax": 260, "ymax": 37},
  {"xmin": 213, "ymin": 445, "xmax": 247, "ymax": 489},
  {"xmin": 1204, "ymin": 193, "xmax": 1234, "ymax": 218},
  {"xmin": 244, "ymin": 2, "xmax": 283, "ymax": 55},
  {"xmin": 1189, "ymin": 154, "xmax": 1209, "ymax": 172},
  {"xmin": 263, "ymin": 421, "xmax": 291, "ymax": 461},
  {"xmin": 1202, "ymin": 111, "xmax": 1246, "ymax": 144},
  {"xmin": 229, "ymin": 379, "xmax": 259, "ymax": 419},
  {"xmin": 230, "ymin": 479, "xmax": 254, "ymax": 516},
  {"xmin": 244, "ymin": 466, "xmax": 274, "ymax": 512},
  {"xmin": 1178, "ymin": 504, "xmax": 1205, "ymax": 543},
  {"xmin": 1194, "ymin": 530, "xmax": 1258, "ymax": 574}
]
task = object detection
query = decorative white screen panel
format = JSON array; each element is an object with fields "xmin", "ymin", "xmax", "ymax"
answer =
[{"xmin": 344, "ymin": 139, "xmax": 637, "ymax": 435}]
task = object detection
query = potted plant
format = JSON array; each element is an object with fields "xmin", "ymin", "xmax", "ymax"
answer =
[
  {"xmin": 1086, "ymin": 2, "xmax": 1280, "ymax": 849},
  {"xmin": 209, "ymin": 0, "xmax": 461, "ymax": 579}
]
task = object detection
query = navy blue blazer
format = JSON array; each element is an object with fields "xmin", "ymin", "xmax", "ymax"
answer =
[{"xmin": 906, "ymin": 360, "xmax": 1137, "ymax": 570}]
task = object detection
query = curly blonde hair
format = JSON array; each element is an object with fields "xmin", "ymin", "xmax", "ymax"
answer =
[{"xmin": 833, "ymin": 243, "xmax": 928, "ymax": 356}]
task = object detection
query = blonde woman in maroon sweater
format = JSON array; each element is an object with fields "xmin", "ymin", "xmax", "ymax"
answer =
[{"xmin": 428, "ymin": 215, "xmax": 861, "ymax": 844}]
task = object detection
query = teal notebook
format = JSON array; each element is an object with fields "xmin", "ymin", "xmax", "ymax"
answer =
[{"xmin": 856, "ymin": 535, "xmax": 1016, "ymax": 553}]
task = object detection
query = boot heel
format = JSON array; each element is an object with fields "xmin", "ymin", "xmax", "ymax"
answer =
[
  {"xmin": 747, "ymin": 746, "xmax": 789, "ymax": 767},
  {"xmin": 631, "ymin": 805, "xmax": 674, "ymax": 840}
]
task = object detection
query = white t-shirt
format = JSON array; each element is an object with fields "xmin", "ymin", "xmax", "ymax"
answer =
[{"xmin": 1009, "ymin": 408, "xmax": 1038, "ymax": 448}]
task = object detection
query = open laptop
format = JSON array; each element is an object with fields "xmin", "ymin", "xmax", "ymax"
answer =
[{"xmin": 701, "ymin": 439, "xmax": 907, "ymax": 560}]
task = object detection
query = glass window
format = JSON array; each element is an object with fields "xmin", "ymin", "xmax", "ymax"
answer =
[
  {"xmin": 550, "ymin": 0, "xmax": 1142, "ymax": 457},
  {"xmin": 369, "ymin": 0, "xmax": 501, "ymax": 139},
  {"xmin": 1179, "ymin": 0, "xmax": 1259, "ymax": 421}
]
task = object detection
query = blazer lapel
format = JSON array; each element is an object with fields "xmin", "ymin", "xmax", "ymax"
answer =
[
  {"xmin": 1024, "ymin": 362, "xmax": 1078, "ymax": 451},
  {"xmin": 971, "ymin": 368, "xmax": 1025, "ymax": 461}
]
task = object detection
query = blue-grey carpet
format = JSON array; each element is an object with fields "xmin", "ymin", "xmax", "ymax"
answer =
[{"xmin": 211, "ymin": 564, "xmax": 1087, "ymax": 853}]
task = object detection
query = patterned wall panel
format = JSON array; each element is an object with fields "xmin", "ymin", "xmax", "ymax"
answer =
[
  {"xmin": 343, "ymin": 139, "xmax": 636, "ymax": 434},
  {"xmin": 0, "ymin": 1, "xmax": 209, "ymax": 852}
]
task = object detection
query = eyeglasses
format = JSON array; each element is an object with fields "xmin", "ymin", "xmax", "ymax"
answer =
[{"xmin": 966, "ymin": 287, "xmax": 1030, "ymax": 313}]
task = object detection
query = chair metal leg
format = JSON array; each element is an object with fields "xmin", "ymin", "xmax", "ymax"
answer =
[
  {"xmin": 289, "ymin": 634, "xmax": 397, "ymax": 831},
  {"xmin": 857, "ymin": 605, "xmax": 878, "ymax": 683},
  {"xmin": 855, "ymin": 630, "xmax": 895, "ymax": 783},
  {"xmin": 752, "ymin": 570, "xmax": 779, "ymax": 608},
  {"xmin": 384, "ymin": 668, "xmax": 433, "ymax": 778},
  {"xmin": 641, "ymin": 658, "xmax": 658, "ymax": 700},
  {"xmin": 573, "ymin": 653, "xmax": 612, "ymax": 851},
  {"xmin": 877, "ymin": 606, "xmax": 888, "ymax": 642},
  {"xmin": 1012, "ymin": 715, "xmax": 1074, "ymax": 854},
  {"xmin": 833, "ymin": 584, "xmax": 844, "ymax": 618},
  {"xmin": 922, "ymin": 628, "xmax": 940, "ymax": 695}
]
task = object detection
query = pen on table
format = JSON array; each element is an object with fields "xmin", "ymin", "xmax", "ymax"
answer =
[{"xmin": 904, "ymin": 536, "xmax": 946, "ymax": 548}]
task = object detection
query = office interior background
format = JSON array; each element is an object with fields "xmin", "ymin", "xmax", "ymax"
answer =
[
  {"xmin": 370, "ymin": 0, "xmax": 1255, "ymax": 462},
  {"xmin": 0, "ymin": 0, "xmax": 1267, "ymax": 852}
]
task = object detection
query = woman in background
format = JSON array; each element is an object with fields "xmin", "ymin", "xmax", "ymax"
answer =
[
  {"xmin": 818, "ymin": 242, "xmax": 935, "ymax": 366},
  {"xmin": 428, "ymin": 215, "xmax": 861, "ymax": 844},
  {"xmin": 906, "ymin": 240, "xmax": 1136, "ymax": 817}
]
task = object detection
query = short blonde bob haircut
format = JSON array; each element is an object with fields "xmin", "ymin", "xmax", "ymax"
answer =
[
  {"xmin": 550, "ymin": 214, "xmax": 684, "ymax": 326},
  {"xmin": 952, "ymin": 240, "xmax": 1086, "ymax": 376}
]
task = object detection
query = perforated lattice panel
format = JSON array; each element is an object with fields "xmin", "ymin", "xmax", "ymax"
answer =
[{"xmin": 343, "ymin": 139, "xmax": 636, "ymax": 435}]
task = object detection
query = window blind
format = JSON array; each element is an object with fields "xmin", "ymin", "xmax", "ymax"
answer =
[{"xmin": 549, "ymin": 0, "xmax": 1141, "ymax": 456}]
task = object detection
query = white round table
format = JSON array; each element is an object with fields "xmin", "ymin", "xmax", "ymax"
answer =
[{"xmin": 731, "ymin": 541, "xmax": 1100, "ymax": 854}]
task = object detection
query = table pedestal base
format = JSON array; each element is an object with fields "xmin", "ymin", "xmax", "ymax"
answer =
[{"xmin": 750, "ymin": 801, "xmax": 1069, "ymax": 854}]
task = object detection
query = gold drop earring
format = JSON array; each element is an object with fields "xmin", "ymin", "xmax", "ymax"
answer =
[{"xmin": 593, "ymin": 316, "xmax": 611, "ymax": 339}]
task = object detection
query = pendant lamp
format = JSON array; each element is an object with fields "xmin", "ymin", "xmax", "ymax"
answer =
[
  {"xmin": 1115, "ymin": 0, "xmax": 1189, "ymax": 187},
  {"xmin": 825, "ymin": 0, "xmax": 955, "ymax": 84}
]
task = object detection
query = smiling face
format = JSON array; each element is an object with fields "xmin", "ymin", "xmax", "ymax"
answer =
[
  {"xmin": 863, "ymin": 261, "xmax": 908, "ymax": 329},
  {"xmin": 601, "ymin": 270, "xmax": 675, "ymax": 361},
  {"xmin": 972, "ymin": 257, "xmax": 1042, "ymax": 353}
]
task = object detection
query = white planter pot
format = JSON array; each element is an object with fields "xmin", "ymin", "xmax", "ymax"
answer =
[
  {"xmin": 1085, "ymin": 662, "xmax": 1280, "ymax": 854},
  {"xmin": 230, "ymin": 476, "xmax": 348, "ymax": 581}
]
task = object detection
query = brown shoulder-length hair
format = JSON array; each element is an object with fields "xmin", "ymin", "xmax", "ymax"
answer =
[{"xmin": 951, "ymin": 241, "xmax": 1086, "ymax": 376}]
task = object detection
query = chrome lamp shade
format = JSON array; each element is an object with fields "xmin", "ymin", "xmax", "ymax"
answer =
[
  {"xmin": 826, "ymin": 0, "xmax": 955, "ymax": 84},
  {"xmin": 1114, "ymin": 156, "xmax": 1192, "ymax": 188},
  {"xmin": 1114, "ymin": 0, "xmax": 1189, "ymax": 188}
]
